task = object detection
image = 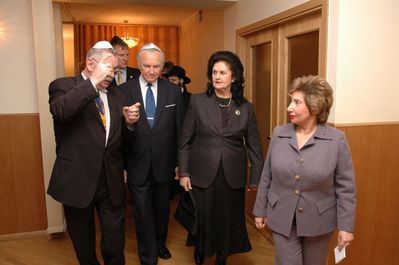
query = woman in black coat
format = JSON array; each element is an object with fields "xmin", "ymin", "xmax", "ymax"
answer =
[{"xmin": 178, "ymin": 51, "xmax": 264, "ymax": 265}]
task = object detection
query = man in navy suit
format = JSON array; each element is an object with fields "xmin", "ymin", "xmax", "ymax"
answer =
[
  {"xmin": 110, "ymin": 35, "xmax": 140, "ymax": 86},
  {"xmin": 120, "ymin": 43, "xmax": 183, "ymax": 265},
  {"xmin": 47, "ymin": 41, "xmax": 140, "ymax": 265}
]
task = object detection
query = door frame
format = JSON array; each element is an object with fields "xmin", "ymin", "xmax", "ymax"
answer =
[{"xmin": 237, "ymin": 0, "xmax": 328, "ymax": 103}]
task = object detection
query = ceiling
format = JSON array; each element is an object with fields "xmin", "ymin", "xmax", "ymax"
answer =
[{"xmin": 57, "ymin": 0, "xmax": 237, "ymax": 25}]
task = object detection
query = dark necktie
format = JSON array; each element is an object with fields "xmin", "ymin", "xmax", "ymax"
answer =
[
  {"xmin": 94, "ymin": 96, "xmax": 106, "ymax": 127},
  {"xmin": 145, "ymin": 83, "xmax": 156, "ymax": 128}
]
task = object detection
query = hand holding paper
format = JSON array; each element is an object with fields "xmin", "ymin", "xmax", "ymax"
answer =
[{"xmin": 334, "ymin": 245, "xmax": 346, "ymax": 264}]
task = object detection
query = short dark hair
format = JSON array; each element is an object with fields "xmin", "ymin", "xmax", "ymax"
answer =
[
  {"xmin": 162, "ymin": 61, "xmax": 174, "ymax": 75},
  {"xmin": 206, "ymin": 51, "xmax": 246, "ymax": 105},
  {"xmin": 110, "ymin": 35, "xmax": 128, "ymax": 49}
]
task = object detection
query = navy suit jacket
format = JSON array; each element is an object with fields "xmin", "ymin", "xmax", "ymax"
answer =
[{"xmin": 120, "ymin": 78, "xmax": 183, "ymax": 185}]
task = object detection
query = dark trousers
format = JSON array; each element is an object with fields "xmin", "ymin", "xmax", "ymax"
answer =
[
  {"xmin": 64, "ymin": 168, "xmax": 125, "ymax": 265},
  {"xmin": 128, "ymin": 173, "xmax": 170, "ymax": 265}
]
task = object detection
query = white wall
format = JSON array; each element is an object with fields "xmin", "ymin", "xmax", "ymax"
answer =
[
  {"xmin": 31, "ymin": 0, "xmax": 65, "ymax": 234},
  {"xmin": 328, "ymin": 0, "xmax": 399, "ymax": 123},
  {"xmin": 223, "ymin": 0, "xmax": 309, "ymax": 51},
  {"xmin": 0, "ymin": 0, "xmax": 39, "ymax": 114}
]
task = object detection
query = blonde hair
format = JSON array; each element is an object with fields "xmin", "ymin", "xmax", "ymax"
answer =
[{"xmin": 289, "ymin": 75, "xmax": 333, "ymax": 124}]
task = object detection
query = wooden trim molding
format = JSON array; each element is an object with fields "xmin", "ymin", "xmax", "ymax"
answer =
[
  {"xmin": 332, "ymin": 121, "xmax": 399, "ymax": 127},
  {"xmin": 0, "ymin": 230, "xmax": 47, "ymax": 241},
  {"xmin": 237, "ymin": 0, "xmax": 327, "ymax": 36}
]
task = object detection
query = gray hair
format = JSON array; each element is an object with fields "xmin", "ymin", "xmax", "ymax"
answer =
[
  {"xmin": 137, "ymin": 43, "xmax": 165, "ymax": 65},
  {"xmin": 86, "ymin": 47, "xmax": 116, "ymax": 60}
]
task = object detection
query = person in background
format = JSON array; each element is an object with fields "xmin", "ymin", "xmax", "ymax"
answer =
[
  {"xmin": 161, "ymin": 60, "xmax": 174, "ymax": 77},
  {"xmin": 120, "ymin": 43, "xmax": 183, "ymax": 265},
  {"xmin": 163, "ymin": 65, "xmax": 192, "ymax": 199},
  {"xmin": 47, "ymin": 40, "xmax": 140, "ymax": 265},
  {"xmin": 178, "ymin": 51, "xmax": 263, "ymax": 265},
  {"xmin": 253, "ymin": 75, "xmax": 356, "ymax": 265},
  {"xmin": 163, "ymin": 65, "xmax": 192, "ymax": 113},
  {"xmin": 110, "ymin": 35, "xmax": 140, "ymax": 86}
]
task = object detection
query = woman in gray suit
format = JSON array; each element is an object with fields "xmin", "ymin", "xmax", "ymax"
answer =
[
  {"xmin": 178, "ymin": 51, "xmax": 263, "ymax": 265},
  {"xmin": 253, "ymin": 75, "xmax": 356, "ymax": 265}
]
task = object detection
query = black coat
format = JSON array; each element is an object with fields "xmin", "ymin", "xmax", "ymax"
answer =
[
  {"xmin": 178, "ymin": 93, "xmax": 263, "ymax": 189},
  {"xmin": 47, "ymin": 76, "xmax": 130, "ymax": 208},
  {"xmin": 111, "ymin": 66, "xmax": 141, "ymax": 87}
]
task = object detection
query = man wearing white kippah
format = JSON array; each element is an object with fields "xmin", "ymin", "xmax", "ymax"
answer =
[
  {"xmin": 47, "ymin": 40, "xmax": 141, "ymax": 265},
  {"xmin": 120, "ymin": 43, "xmax": 183, "ymax": 265}
]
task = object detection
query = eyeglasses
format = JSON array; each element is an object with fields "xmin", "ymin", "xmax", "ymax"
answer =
[{"xmin": 89, "ymin": 58, "xmax": 118, "ymax": 75}]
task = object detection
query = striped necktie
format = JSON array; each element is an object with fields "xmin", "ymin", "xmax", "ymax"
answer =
[
  {"xmin": 145, "ymin": 83, "xmax": 156, "ymax": 128},
  {"xmin": 94, "ymin": 96, "xmax": 106, "ymax": 127}
]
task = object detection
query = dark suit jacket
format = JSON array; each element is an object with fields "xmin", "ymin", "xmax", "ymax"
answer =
[
  {"xmin": 253, "ymin": 123, "xmax": 356, "ymax": 237},
  {"xmin": 178, "ymin": 93, "xmax": 263, "ymax": 189},
  {"xmin": 120, "ymin": 78, "xmax": 183, "ymax": 185},
  {"xmin": 111, "ymin": 66, "xmax": 141, "ymax": 87},
  {"xmin": 181, "ymin": 88, "xmax": 191, "ymax": 114},
  {"xmin": 47, "ymin": 76, "xmax": 129, "ymax": 208}
]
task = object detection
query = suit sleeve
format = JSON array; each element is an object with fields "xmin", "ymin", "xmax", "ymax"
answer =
[
  {"xmin": 253, "ymin": 128, "xmax": 276, "ymax": 217},
  {"xmin": 175, "ymin": 85, "xmax": 184, "ymax": 163},
  {"xmin": 178, "ymin": 96, "xmax": 196, "ymax": 177},
  {"xmin": 49, "ymin": 78, "xmax": 98, "ymax": 123},
  {"xmin": 245, "ymin": 104, "xmax": 264, "ymax": 188},
  {"xmin": 334, "ymin": 133, "xmax": 357, "ymax": 232}
]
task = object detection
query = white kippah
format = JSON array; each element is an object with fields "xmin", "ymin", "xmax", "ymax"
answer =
[
  {"xmin": 92, "ymin": 41, "xmax": 113, "ymax": 49},
  {"xmin": 141, "ymin": 43, "xmax": 162, "ymax": 52}
]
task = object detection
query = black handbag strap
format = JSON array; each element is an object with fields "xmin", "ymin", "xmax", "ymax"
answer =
[{"xmin": 181, "ymin": 190, "xmax": 197, "ymax": 209}]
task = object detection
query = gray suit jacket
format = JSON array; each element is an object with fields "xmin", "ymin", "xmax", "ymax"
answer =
[
  {"xmin": 178, "ymin": 93, "xmax": 263, "ymax": 189},
  {"xmin": 253, "ymin": 123, "xmax": 356, "ymax": 237}
]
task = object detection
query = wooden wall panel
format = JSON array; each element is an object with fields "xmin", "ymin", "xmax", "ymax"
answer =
[
  {"xmin": 180, "ymin": 9, "xmax": 225, "ymax": 94},
  {"xmin": 74, "ymin": 23, "xmax": 180, "ymax": 75},
  {"xmin": 326, "ymin": 124, "xmax": 399, "ymax": 265},
  {"xmin": 0, "ymin": 114, "xmax": 47, "ymax": 235}
]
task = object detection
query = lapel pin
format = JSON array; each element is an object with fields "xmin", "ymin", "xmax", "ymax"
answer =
[{"xmin": 235, "ymin": 109, "xmax": 240, "ymax": 116}]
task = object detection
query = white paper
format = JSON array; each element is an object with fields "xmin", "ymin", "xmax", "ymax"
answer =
[{"xmin": 334, "ymin": 246, "xmax": 346, "ymax": 264}]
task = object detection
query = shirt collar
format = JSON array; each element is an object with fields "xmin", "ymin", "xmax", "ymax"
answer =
[
  {"xmin": 139, "ymin": 75, "xmax": 157, "ymax": 89},
  {"xmin": 277, "ymin": 123, "xmax": 332, "ymax": 140}
]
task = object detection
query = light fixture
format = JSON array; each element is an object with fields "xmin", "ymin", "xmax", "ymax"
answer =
[{"xmin": 121, "ymin": 20, "xmax": 140, "ymax": 48}]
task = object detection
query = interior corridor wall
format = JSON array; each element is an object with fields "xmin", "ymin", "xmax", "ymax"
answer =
[
  {"xmin": 179, "ymin": 9, "xmax": 224, "ymax": 94},
  {"xmin": 328, "ymin": 0, "xmax": 399, "ymax": 123}
]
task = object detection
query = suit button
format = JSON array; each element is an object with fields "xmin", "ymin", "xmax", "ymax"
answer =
[
  {"xmin": 300, "ymin": 158, "xmax": 304, "ymax": 163},
  {"xmin": 298, "ymin": 207, "xmax": 304, "ymax": 212},
  {"xmin": 294, "ymin": 175, "xmax": 300, "ymax": 181},
  {"xmin": 294, "ymin": 189, "xmax": 300, "ymax": 195}
]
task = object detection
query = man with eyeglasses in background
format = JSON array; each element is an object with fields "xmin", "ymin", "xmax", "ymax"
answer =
[{"xmin": 110, "ymin": 35, "xmax": 141, "ymax": 86}]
